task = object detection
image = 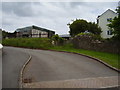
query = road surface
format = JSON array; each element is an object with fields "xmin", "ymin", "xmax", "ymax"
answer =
[
  {"xmin": 23, "ymin": 48, "xmax": 118, "ymax": 82},
  {"xmin": 2, "ymin": 46, "xmax": 118, "ymax": 88},
  {"xmin": 2, "ymin": 47, "xmax": 29, "ymax": 88}
]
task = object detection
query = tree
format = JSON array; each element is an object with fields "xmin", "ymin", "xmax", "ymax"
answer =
[
  {"xmin": 68, "ymin": 19, "xmax": 88, "ymax": 36},
  {"xmin": 108, "ymin": 4, "xmax": 120, "ymax": 40},
  {"xmin": 88, "ymin": 22, "xmax": 102, "ymax": 35},
  {"xmin": 2, "ymin": 30, "xmax": 8, "ymax": 39},
  {"xmin": 68, "ymin": 19, "xmax": 102, "ymax": 37},
  {"xmin": 2, "ymin": 30, "xmax": 17, "ymax": 38}
]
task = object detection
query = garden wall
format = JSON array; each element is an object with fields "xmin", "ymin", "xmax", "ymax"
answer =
[{"xmin": 72, "ymin": 35, "xmax": 120, "ymax": 54}]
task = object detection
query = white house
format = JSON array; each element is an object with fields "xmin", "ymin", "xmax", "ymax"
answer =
[{"xmin": 97, "ymin": 9, "xmax": 118, "ymax": 38}]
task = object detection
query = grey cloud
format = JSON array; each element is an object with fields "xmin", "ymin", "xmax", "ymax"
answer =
[
  {"xmin": 69, "ymin": 2, "xmax": 85, "ymax": 8},
  {"xmin": 2, "ymin": 2, "xmax": 37, "ymax": 17},
  {"xmin": 1, "ymin": 2, "xmax": 118, "ymax": 34}
]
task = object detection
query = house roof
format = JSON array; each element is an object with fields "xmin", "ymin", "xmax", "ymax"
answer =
[
  {"xmin": 32, "ymin": 25, "xmax": 55, "ymax": 33},
  {"xmin": 16, "ymin": 25, "xmax": 55, "ymax": 33},
  {"xmin": 97, "ymin": 9, "xmax": 117, "ymax": 19},
  {"xmin": 59, "ymin": 34, "xmax": 71, "ymax": 37}
]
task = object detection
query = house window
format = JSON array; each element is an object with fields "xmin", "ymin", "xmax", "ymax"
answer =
[
  {"xmin": 97, "ymin": 19, "xmax": 99, "ymax": 24},
  {"xmin": 107, "ymin": 18, "xmax": 112, "ymax": 22},
  {"xmin": 107, "ymin": 30, "xmax": 112, "ymax": 35}
]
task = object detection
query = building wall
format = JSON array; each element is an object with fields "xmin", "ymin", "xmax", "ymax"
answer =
[
  {"xmin": 98, "ymin": 10, "xmax": 118, "ymax": 38},
  {"xmin": 31, "ymin": 29, "xmax": 40, "ymax": 37},
  {"xmin": 16, "ymin": 27, "xmax": 31, "ymax": 37},
  {"xmin": 41, "ymin": 32, "xmax": 48, "ymax": 38},
  {"xmin": 31, "ymin": 29, "xmax": 48, "ymax": 38}
]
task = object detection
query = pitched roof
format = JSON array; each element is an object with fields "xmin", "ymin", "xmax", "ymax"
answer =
[
  {"xmin": 97, "ymin": 9, "xmax": 117, "ymax": 19},
  {"xmin": 16, "ymin": 25, "xmax": 55, "ymax": 33},
  {"xmin": 32, "ymin": 25, "xmax": 55, "ymax": 33}
]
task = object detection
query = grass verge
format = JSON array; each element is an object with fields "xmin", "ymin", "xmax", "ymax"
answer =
[
  {"xmin": 2, "ymin": 38, "xmax": 53, "ymax": 49},
  {"xmin": 50, "ymin": 44, "xmax": 119, "ymax": 69}
]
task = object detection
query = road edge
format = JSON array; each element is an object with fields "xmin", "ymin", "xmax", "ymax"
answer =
[
  {"xmin": 5, "ymin": 46, "xmax": 120, "ymax": 73},
  {"xmin": 19, "ymin": 55, "xmax": 32, "ymax": 88}
]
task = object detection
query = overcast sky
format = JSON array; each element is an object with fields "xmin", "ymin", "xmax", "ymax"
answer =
[{"xmin": 0, "ymin": 1, "xmax": 119, "ymax": 34}]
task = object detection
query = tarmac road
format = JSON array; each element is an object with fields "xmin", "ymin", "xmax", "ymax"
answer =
[
  {"xmin": 23, "ymin": 48, "xmax": 118, "ymax": 82},
  {"xmin": 2, "ymin": 47, "xmax": 119, "ymax": 88},
  {"xmin": 2, "ymin": 47, "xmax": 29, "ymax": 88}
]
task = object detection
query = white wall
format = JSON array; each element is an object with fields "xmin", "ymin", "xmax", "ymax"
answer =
[
  {"xmin": 41, "ymin": 32, "xmax": 48, "ymax": 38},
  {"xmin": 32, "ymin": 29, "xmax": 40, "ymax": 37},
  {"xmin": 31, "ymin": 29, "xmax": 48, "ymax": 38},
  {"xmin": 98, "ymin": 9, "xmax": 118, "ymax": 38}
]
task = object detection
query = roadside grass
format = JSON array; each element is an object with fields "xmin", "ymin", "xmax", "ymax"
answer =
[
  {"xmin": 2, "ymin": 38, "xmax": 53, "ymax": 49},
  {"xmin": 2, "ymin": 38, "xmax": 119, "ymax": 69},
  {"xmin": 50, "ymin": 44, "xmax": 119, "ymax": 69}
]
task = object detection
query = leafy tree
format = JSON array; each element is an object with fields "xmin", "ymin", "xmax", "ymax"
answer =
[
  {"xmin": 68, "ymin": 19, "xmax": 88, "ymax": 36},
  {"xmin": 68, "ymin": 19, "xmax": 102, "ymax": 37},
  {"xmin": 52, "ymin": 34, "xmax": 59, "ymax": 41},
  {"xmin": 108, "ymin": 5, "xmax": 120, "ymax": 40},
  {"xmin": 88, "ymin": 22, "xmax": 102, "ymax": 35}
]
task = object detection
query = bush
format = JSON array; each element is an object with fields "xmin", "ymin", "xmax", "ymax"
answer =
[
  {"xmin": 52, "ymin": 35, "xmax": 65, "ymax": 45},
  {"xmin": 76, "ymin": 32, "xmax": 103, "ymax": 41}
]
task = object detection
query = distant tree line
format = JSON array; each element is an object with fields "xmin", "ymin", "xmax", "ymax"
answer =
[{"xmin": 2, "ymin": 30, "xmax": 16, "ymax": 39}]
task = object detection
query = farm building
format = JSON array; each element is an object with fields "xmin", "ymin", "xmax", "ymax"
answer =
[{"xmin": 16, "ymin": 25, "xmax": 55, "ymax": 38}]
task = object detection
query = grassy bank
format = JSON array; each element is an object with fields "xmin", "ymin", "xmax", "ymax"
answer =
[
  {"xmin": 2, "ymin": 38, "xmax": 119, "ymax": 69},
  {"xmin": 2, "ymin": 38, "xmax": 53, "ymax": 49}
]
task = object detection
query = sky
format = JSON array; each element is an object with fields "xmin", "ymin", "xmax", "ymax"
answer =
[{"xmin": 0, "ymin": 0, "xmax": 119, "ymax": 35}]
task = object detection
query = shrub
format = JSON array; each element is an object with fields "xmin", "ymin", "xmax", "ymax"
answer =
[
  {"xmin": 51, "ymin": 35, "xmax": 65, "ymax": 45},
  {"xmin": 76, "ymin": 32, "xmax": 103, "ymax": 41}
]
